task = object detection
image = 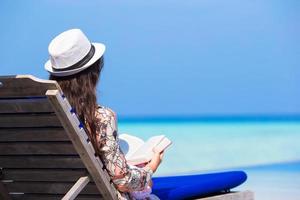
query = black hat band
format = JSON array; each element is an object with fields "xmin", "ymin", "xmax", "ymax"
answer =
[{"xmin": 53, "ymin": 44, "xmax": 95, "ymax": 72}]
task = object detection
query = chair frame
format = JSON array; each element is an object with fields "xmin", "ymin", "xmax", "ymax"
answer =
[
  {"xmin": 0, "ymin": 75, "xmax": 118, "ymax": 200},
  {"xmin": 0, "ymin": 75, "xmax": 254, "ymax": 200}
]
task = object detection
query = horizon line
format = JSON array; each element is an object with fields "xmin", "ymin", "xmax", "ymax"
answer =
[{"xmin": 118, "ymin": 114, "xmax": 300, "ymax": 123}]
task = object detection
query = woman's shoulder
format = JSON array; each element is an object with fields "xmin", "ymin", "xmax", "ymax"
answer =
[{"xmin": 96, "ymin": 105, "xmax": 117, "ymax": 118}]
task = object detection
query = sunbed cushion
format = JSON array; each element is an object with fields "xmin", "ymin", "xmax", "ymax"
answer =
[{"xmin": 152, "ymin": 171, "xmax": 247, "ymax": 199}]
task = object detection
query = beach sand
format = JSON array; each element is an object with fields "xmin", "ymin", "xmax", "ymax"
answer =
[{"xmin": 236, "ymin": 161, "xmax": 300, "ymax": 200}]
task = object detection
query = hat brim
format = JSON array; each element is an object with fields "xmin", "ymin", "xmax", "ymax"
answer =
[{"xmin": 44, "ymin": 43, "xmax": 105, "ymax": 77}]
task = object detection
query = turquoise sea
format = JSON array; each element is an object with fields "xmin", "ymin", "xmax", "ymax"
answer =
[{"xmin": 119, "ymin": 119, "xmax": 300, "ymax": 200}]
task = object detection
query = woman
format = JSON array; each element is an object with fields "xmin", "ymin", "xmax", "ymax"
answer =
[{"xmin": 44, "ymin": 29, "xmax": 162, "ymax": 200}]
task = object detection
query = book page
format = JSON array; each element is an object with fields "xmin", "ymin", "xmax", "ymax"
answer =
[
  {"xmin": 128, "ymin": 135, "xmax": 166, "ymax": 165},
  {"xmin": 119, "ymin": 133, "xmax": 144, "ymax": 159},
  {"xmin": 154, "ymin": 137, "xmax": 172, "ymax": 153}
]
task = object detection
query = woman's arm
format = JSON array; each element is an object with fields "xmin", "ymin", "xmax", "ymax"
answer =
[{"xmin": 95, "ymin": 106, "xmax": 153, "ymax": 192}]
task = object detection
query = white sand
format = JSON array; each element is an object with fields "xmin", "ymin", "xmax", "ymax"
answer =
[{"xmin": 237, "ymin": 165, "xmax": 300, "ymax": 200}]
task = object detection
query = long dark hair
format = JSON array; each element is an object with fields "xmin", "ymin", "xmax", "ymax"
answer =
[{"xmin": 49, "ymin": 57, "xmax": 104, "ymax": 153}]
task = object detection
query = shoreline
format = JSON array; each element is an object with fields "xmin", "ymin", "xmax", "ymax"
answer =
[{"xmin": 118, "ymin": 115, "xmax": 300, "ymax": 124}]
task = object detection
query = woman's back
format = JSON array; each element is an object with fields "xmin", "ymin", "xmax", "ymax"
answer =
[{"xmin": 94, "ymin": 105, "xmax": 153, "ymax": 199}]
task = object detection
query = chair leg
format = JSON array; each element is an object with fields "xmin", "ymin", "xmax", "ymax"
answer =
[
  {"xmin": 62, "ymin": 176, "xmax": 90, "ymax": 200},
  {"xmin": 0, "ymin": 181, "xmax": 12, "ymax": 200}
]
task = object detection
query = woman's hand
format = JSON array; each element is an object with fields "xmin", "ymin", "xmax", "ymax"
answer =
[{"xmin": 146, "ymin": 148, "xmax": 164, "ymax": 173}]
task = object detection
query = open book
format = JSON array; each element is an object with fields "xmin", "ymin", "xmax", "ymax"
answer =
[{"xmin": 119, "ymin": 134, "xmax": 172, "ymax": 166}]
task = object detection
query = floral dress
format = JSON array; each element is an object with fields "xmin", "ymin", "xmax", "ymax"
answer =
[{"xmin": 94, "ymin": 105, "xmax": 153, "ymax": 200}]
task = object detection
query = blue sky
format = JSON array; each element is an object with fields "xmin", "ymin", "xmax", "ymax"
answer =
[{"xmin": 0, "ymin": 0, "xmax": 299, "ymax": 117}]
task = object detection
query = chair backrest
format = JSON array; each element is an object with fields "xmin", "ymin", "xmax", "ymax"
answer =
[{"xmin": 0, "ymin": 75, "xmax": 118, "ymax": 200}]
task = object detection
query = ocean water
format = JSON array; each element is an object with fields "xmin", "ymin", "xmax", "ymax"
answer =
[
  {"xmin": 118, "ymin": 120, "xmax": 300, "ymax": 200},
  {"xmin": 119, "ymin": 120, "xmax": 300, "ymax": 174}
]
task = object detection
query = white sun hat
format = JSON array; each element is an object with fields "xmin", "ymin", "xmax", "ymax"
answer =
[{"xmin": 44, "ymin": 29, "xmax": 105, "ymax": 76}]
